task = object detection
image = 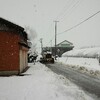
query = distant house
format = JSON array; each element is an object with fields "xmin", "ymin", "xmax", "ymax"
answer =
[
  {"xmin": 0, "ymin": 17, "xmax": 29, "ymax": 75},
  {"xmin": 43, "ymin": 40, "xmax": 74, "ymax": 57},
  {"xmin": 56, "ymin": 40, "xmax": 73, "ymax": 48}
]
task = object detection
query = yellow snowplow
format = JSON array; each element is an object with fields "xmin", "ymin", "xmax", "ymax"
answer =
[{"xmin": 40, "ymin": 52, "xmax": 54, "ymax": 63}]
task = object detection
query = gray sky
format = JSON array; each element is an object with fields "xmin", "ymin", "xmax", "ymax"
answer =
[{"xmin": 0, "ymin": 0, "xmax": 100, "ymax": 50}]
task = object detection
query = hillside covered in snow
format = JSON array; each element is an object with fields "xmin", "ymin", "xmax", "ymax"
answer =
[
  {"xmin": 62, "ymin": 47, "xmax": 100, "ymax": 58},
  {"xmin": 57, "ymin": 47, "xmax": 100, "ymax": 78}
]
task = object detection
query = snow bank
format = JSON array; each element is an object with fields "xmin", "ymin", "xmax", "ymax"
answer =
[
  {"xmin": 0, "ymin": 62, "xmax": 97, "ymax": 100},
  {"xmin": 62, "ymin": 47, "xmax": 100, "ymax": 58},
  {"xmin": 57, "ymin": 57, "xmax": 100, "ymax": 77},
  {"xmin": 60, "ymin": 47, "xmax": 100, "ymax": 77}
]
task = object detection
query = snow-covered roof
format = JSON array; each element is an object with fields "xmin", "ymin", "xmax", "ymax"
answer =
[{"xmin": 57, "ymin": 40, "xmax": 73, "ymax": 47}]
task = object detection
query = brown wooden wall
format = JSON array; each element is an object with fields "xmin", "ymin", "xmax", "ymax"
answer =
[{"xmin": 0, "ymin": 31, "xmax": 20, "ymax": 71}]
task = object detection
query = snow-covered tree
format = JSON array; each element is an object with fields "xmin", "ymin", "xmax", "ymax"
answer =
[{"xmin": 25, "ymin": 26, "xmax": 38, "ymax": 55}]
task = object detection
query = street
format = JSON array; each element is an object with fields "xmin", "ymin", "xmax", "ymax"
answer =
[{"xmin": 46, "ymin": 62, "xmax": 100, "ymax": 98}]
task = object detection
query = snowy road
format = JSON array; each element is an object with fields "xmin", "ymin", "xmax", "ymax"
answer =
[{"xmin": 46, "ymin": 62, "xmax": 100, "ymax": 98}]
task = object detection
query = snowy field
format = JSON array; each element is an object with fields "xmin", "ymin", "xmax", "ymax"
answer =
[
  {"xmin": 62, "ymin": 47, "xmax": 100, "ymax": 58},
  {"xmin": 57, "ymin": 57, "xmax": 100, "ymax": 78},
  {"xmin": 56, "ymin": 47, "xmax": 100, "ymax": 78},
  {"xmin": 0, "ymin": 62, "xmax": 98, "ymax": 100}
]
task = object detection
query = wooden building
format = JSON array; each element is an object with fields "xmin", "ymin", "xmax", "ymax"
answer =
[
  {"xmin": 43, "ymin": 40, "xmax": 74, "ymax": 57},
  {"xmin": 0, "ymin": 18, "xmax": 29, "ymax": 75}
]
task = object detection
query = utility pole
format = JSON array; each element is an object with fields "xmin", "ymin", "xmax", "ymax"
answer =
[
  {"xmin": 50, "ymin": 40, "xmax": 52, "ymax": 52},
  {"xmin": 40, "ymin": 38, "xmax": 43, "ymax": 54},
  {"xmin": 54, "ymin": 21, "xmax": 59, "ymax": 60}
]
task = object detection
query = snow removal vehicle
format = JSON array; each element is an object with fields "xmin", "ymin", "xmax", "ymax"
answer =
[{"xmin": 40, "ymin": 52, "xmax": 54, "ymax": 63}]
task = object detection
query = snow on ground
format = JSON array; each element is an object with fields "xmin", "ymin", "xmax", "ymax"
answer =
[
  {"xmin": 62, "ymin": 47, "xmax": 100, "ymax": 58},
  {"xmin": 57, "ymin": 57, "xmax": 100, "ymax": 76},
  {"xmin": 0, "ymin": 62, "xmax": 98, "ymax": 100},
  {"xmin": 57, "ymin": 47, "xmax": 100, "ymax": 78}
]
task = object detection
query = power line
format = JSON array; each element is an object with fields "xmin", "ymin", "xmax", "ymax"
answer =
[
  {"xmin": 55, "ymin": 0, "xmax": 75, "ymax": 20},
  {"xmin": 59, "ymin": 0, "xmax": 82, "ymax": 22},
  {"xmin": 58, "ymin": 0, "xmax": 81, "ymax": 21},
  {"xmin": 48, "ymin": 0, "xmax": 79, "ymax": 45},
  {"xmin": 47, "ymin": 0, "xmax": 81, "ymax": 46},
  {"xmin": 58, "ymin": 10, "xmax": 100, "ymax": 35}
]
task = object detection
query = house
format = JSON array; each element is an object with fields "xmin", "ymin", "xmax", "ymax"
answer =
[
  {"xmin": 56, "ymin": 40, "xmax": 73, "ymax": 48},
  {"xmin": 55, "ymin": 40, "xmax": 74, "ymax": 56},
  {"xmin": 43, "ymin": 40, "xmax": 74, "ymax": 57},
  {"xmin": 0, "ymin": 17, "xmax": 29, "ymax": 75}
]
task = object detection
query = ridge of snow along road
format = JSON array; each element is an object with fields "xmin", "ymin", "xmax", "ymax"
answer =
[
  {"xmin": 57, "ymin": 47, "xmax": 100, "ymax": 78},
  {"xmin": 0, "ymin": 62, "xmax": 98, "ymax": 100},
  {"xmin": 62, "ymin": 47, "xmax": 100, "ymax": 58}
]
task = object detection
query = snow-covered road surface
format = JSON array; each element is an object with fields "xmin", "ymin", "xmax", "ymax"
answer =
[
  {"xmin": 46, "ymin": 62, "xmax": 100, "ymax": 98},
  {"xmin": 0, "ymin": 62, "xmax": 99, "ymax": 100}
]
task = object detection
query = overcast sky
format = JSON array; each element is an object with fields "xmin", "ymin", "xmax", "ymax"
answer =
[{"xmin": 0, "ymin": 0, "xmax": 100, "ymax": 50}]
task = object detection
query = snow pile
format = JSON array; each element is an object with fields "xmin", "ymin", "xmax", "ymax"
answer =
[
  {"xmin": 57, "ymin": 57, "xmax": 100, "ymax": 78},
  {"xmin": 0, "ymin": 62, "xmax": 96, "ymax": 100},
  {"xmin": 62, "ymin": 47, "xmax": 100, "ymax": 58},
  {"xmin": 58, "ymin": 57, "xmax": 100, "ymax": 70},
  {"xmin": 59, "ymin": 47, "xmax": 100, "ymax": 77}
]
